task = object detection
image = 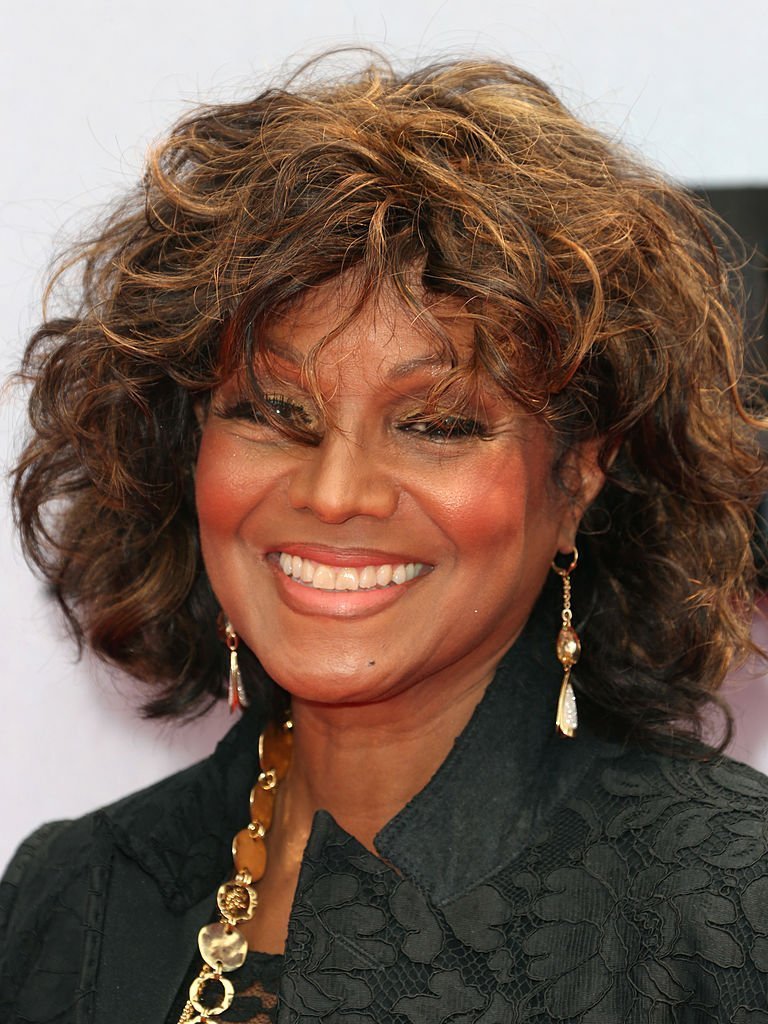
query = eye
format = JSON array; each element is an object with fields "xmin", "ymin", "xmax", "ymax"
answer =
[
  {"xmin": 262, "ymin": 394, "xmax": 313, "ymax": 427},
  {"xmin": 398, "ymin": 414, "xmax": 490, "ymax": 442},
  {"xmin": 217, "ymin": 394, "xmax": 318, "ymax": 435}
]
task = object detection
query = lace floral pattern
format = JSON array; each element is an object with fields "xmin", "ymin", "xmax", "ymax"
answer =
[{"xmin": 280, "ymin": 752, "xmax": 768, "ymax": 1022}]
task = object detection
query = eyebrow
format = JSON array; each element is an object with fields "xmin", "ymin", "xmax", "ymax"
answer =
[
  {"xmin": 261, "ymin": 342, "xmax": 451, "ymax": 381},
  {"xmin": 386, "ymin": 354, "xmax": 451, "ymax": 380}
]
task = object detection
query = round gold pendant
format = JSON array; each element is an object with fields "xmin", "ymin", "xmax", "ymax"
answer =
[{"xmin": 198, "ymin": 921, "xmax": 248, "ymax": 972}]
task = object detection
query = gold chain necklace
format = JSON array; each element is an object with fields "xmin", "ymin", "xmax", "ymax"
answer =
[{"xmin": 177, "ymin": 717, "xmax": 293, "ymax": 1023}]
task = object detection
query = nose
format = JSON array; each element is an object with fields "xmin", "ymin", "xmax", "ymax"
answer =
[{"xmin": 287, "ymin": 430, "xmax": 400, "ymax": 523}]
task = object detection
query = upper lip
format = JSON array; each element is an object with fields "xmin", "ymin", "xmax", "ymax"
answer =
[{"xmin": 268, "ymin": 543, "xmax": 428, "ymax": 567}]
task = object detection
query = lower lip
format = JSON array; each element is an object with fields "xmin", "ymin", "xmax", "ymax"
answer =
[{"xmin": 268, "ymin": 560, "xmax": 427, "ymax": 618}]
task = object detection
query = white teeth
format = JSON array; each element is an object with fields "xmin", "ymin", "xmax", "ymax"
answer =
[
  {"xmin": 313, "ymin": 565, "xmax": 335, "ymax": 590},
  {"xmin": 358, "ymin": 565, "xmax": 378, "ymax": 589},
  {"xmin": 335, "ymin": 568, "xmax": 359, "ymax": 591},
  {"xmin": 277, "ymin": 554, "xmax": 424, "ymax": 592},
  {"xmin": 375, "ymin": 564, "xmax": 393, "ymax": 587}
]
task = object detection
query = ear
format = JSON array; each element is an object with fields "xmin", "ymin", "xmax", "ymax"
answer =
[{"xmin": 556, "ymin": 438, "xmax": 608, "ymax": 554}]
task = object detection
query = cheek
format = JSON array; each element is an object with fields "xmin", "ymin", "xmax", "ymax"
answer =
[
  {"xmin": 430, "ymin": 450, "xmax": 553, "ymax": 554},
  {"xmin": 194, "ymin": 429, "xmax": 265, "ymax": 544},
  {"xmin": 195, "ymin": 432, "xmax": 236, "ymax": 537}
]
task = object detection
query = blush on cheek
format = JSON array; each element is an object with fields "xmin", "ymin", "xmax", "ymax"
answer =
[
  {"xmin": 195, "ymin": 429, "xmax": 259, "ymax": 531},
  {"xmin": 440, "ymin": 458, "xmax": 534, "ymax": 537},
  {"xmin": 441, "ymin": 461, "xmax": 558, "ymax": 597},
  {"xmin": 194, "ymin": 439, "xmax": 230, "ymax": 529},
  {"xmin": 194, "ymin": 433, "xmax": 252, "ymax": 617}
]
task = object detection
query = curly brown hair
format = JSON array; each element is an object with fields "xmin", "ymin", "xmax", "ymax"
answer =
[{"xmin": 12, "ymin": 53, "xmax": 767, "ymax": 750}]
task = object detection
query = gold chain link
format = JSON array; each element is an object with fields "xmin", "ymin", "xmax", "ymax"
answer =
[{"xmin": 175, "ymin": 718, "xmax": 293, "ymax": 1024}]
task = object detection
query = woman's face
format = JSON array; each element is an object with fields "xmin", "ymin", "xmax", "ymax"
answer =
[{"xmin": 196, "ymin": 281, "xmax": 595, "ymax": 708}]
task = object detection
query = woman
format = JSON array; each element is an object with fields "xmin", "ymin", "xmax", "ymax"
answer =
[{"xmin": 3, "ymin": 54, "xmax": 768, "ymax": 1023}]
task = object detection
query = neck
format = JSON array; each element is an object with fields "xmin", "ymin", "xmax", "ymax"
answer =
[{"xmin": 269, "ymin": 667, "xmax": 494, "ymax": 858}]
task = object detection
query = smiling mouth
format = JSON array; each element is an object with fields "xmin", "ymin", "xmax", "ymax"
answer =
[{"xmin": 277, "ymin": 553, "xmax": 427, "ymax": 592}]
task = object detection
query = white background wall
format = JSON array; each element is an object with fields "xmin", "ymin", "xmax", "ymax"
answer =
[{"xmin": 2, "ymin": 0, "xmax": 767, "ymax": 870}]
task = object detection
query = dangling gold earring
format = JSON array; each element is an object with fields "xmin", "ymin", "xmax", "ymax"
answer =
[
  {"xmin": 224, "ymin": 618, "xmax": 249, "ymax": 713},
  {"xmin": 552, "ymin": 547, "xmax": 580, "ymax": 738}
]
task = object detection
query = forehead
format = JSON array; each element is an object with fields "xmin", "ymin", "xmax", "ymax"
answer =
[{"xmin": 260, "ymin": 276, "xmax": 477, "ymax": 380}]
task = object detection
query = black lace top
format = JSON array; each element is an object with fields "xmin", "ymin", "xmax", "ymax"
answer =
[{"xmin": 4, "ymin": 600, "xmax": 768, "ymax": 1021}]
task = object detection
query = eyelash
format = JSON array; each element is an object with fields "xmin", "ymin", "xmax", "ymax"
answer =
[
  {"xmin": 218, "ymin": 395, "xmax": 314, "ymax": 429},
  {"xmin": 218, "ymin": 396, "xmax": 490, "ymax": 444},
  {"xmin": 398, "ymin": 414, "xmax": 490, "ymax": 441}
]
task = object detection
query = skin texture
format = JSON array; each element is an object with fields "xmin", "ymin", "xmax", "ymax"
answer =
[{"xmin": 195, "ymin": 280, "xmax": 604, "ymax": 950}]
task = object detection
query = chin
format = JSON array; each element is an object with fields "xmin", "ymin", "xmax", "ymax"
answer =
[{"xmin": 256, "ymin": 648, "xmax": 402, "ymax": 707}]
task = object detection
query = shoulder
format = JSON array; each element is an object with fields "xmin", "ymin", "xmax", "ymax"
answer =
[
  {"xmin": 0, "ymin": 755, "xmax": 221, "ymax": 1018},
  {"xmin": 0, "ymin": 812, "xmax": 112, "ymax": 1018},
  {"xmin": 1, "ymin": 711, "xmax": 260, "ymax": 963},
  {"xmin": 567, "ymin": 739, "xmax": 768, "ymax": 895},
  {"xmin": 588, "ymin": 740, "xmax": 768, "ymax": 817},
  {"xmin": 1, "ymin": 814, "xmax": 103, "ymax": 924},
  {"xmin": 1, "ymin": 754, "xmax": 212, "ymax": 931},
  {"xmin": 1, "ymin": 821, "xmax": 72, "ymax": 934}
]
